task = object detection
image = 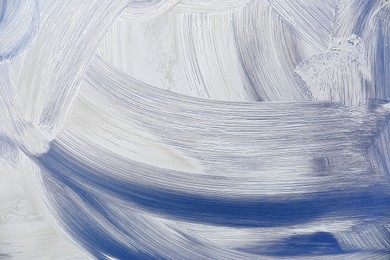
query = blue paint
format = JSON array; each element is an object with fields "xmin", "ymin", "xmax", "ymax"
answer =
[
  {"xmin": 5, "ymin": 1, "xmax": 387, "ymax": 258},
  {"xmin": 352, "ymin": 0, "xmax": 377, "ymax": 36},
  {"xmin": 375, "ymin": 17, "xmax": 390, "ymax": 99},
  {"xmin": 239, "ymin": 232, "xmax": 345, "ymax": 256},
  {"xmin": 42, "ymin": 164, "xmax": 227, "ymax": 259},
  {"xmin": 43, "ymin": 175, "xmax": 160, "ymax": 260},
  {"xmin": 0, "ymin": 0, "xmax": 39, "ymax": 62},
  {"xmin": 0, "ymin": 0, "xmax": 7, "ymax": 23},
  {"xmin": 35, "ymin": 142, "xmax": 390, "ymax": 229},
  {"xmin": 35, "ymin": 142, "xmax": 390, "ymax": 258}
]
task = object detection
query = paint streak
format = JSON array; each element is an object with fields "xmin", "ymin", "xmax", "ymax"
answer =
[{"xmin": 0, "ymin": 0, "xmax": 389, "ymax": 259}]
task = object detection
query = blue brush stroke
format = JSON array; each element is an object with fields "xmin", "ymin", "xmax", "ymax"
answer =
[
  {"xmin": 239, "ymin": 232, "xmax": 345, "ymax": 256},
  {"xmin": 43, "ymin": 175, "xmax": 157, "ymax": 260},
  {"xmin": 43, "ymin": 165, "xmax": 234, "ymax": 259},
  {"xmin": 35, "ymin": 142, "xmax": 390, "ymax": 258},
  {"xmin": 0, "ymin": 0, "xmax": 7, "ymax": 23},
  {"xmin": 35, "ymin": 142, "xmax": 390, "ymax": 229},
  {"xmin": 8, "ymin": 1, "xmax": 388, "ymax": 258},
  {"xmin": 375, "ymin": 16, "xmax": 390, "ymax": 100},
  {"xmin": 351, "ymin": 1, "xmax": 377, "ymax": 36},
  {"xmin": 0, "ymin": 0, "xmax": 39, "ymax": 62}
]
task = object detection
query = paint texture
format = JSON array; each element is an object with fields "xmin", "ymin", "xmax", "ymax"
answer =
[{"xmin": 1, "ymin": 0, "xmax": 390, "ymax": 259}]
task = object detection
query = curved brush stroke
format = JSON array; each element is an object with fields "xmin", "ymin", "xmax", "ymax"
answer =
[
  {"xmin": 232, "ymin": 1, "xmax": 313, "ymax": 101},
  {"xmin": 0, "ymin": 143, "xmax": 91, "ymax": 258},
  {"xmin": 99, "ymin": 10, "xmax": 258, "ymax": 101},
  {"xmin": 37, "ymin": 141, "xmax": 390, "ymax": 228},
  {"xmin": 0, "ymin": 62, "xmax": 50, "ymax": 155},
  {"xmin": 332, "ymin": 0, "xmax": 390, "ymax": 100},
  {"xmin": 267, "ymin": 0, "xmax": 338, "ymax": 50},
  {"xmin": 40, "ymin": 172, "xmax": 253, "ymax": 259},
  {"xmin": 333, "ymin": 1, "xmax": 390, "ymax": 184},
  {"xmin": 176, "ymin": 12, "xmax": 258, "ymax": 100},
  {"xmin": 30, "ymin": 54, "xmax": 390, "ymax": 258},
  {"xmin": 0, "ymin": 0, "xmax": 389, "ymax": 259},
  {"xmin": 13, "ymin": 0, "xmax": 129, "ymax": 154},
  {"xmin": 0, "ymin": 0, "xmax": 39, "ymax": 62}
]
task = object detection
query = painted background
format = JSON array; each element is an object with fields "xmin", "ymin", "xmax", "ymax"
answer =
[{"xmin": 0, "ymin": 0, "xmax": 389, "ymax": 259}]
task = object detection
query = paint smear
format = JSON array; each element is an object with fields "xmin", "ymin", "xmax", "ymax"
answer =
[{"xmin": 1, "ymin": 0, "xmax": 389, "ymax": 259}]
